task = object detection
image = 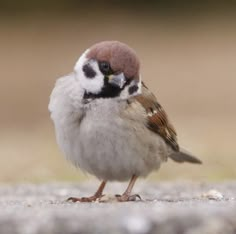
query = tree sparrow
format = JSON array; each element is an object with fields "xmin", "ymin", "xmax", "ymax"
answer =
[{"xmin": 49, "ymin": 41, "xmax": 202, "ymax": 202}]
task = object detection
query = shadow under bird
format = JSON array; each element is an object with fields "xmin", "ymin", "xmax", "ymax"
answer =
[{"xmin": 49, "ymin": 41, "xmax": 202, "ymax": 202}]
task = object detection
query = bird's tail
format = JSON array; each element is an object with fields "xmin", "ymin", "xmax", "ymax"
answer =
[{"xmin": 169, "ymin": 148, "xmax": 202, "ymax": 164}]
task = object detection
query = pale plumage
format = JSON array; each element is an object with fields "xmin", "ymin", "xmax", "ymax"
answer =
[{"xmin": 49, "ymin": 41, "xmax": 201, "ymax": 202}]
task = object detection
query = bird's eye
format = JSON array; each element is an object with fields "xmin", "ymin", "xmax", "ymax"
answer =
[{"xmin": 99, "ymin": 61, "xmax": 111, "ymax": 75}]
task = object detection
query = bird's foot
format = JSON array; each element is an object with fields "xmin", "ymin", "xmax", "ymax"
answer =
[
  {"xmin": 115, "ymin": 193, "xmax": 142, "ymax": 202},
  {"xmin": 67, "ymin": 195, "xmax": 103, "ymax": 203}
]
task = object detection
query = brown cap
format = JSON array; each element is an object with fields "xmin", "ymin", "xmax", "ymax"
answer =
[{"xmin": 86, "ymin": 41, "xmax": 140, "ymax": 79}]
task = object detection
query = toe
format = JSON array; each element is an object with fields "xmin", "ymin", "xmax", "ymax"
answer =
[
  {"xmin": 67, "ymin": 196, "xmax": 100, "ymax": 203},
  {"xmin": 67, "ymin": 197, "xmax": 81, "ymax": 202},
  {"xmin": 115, "ymin": 194, "xmax": 142, "ymax": 202}
]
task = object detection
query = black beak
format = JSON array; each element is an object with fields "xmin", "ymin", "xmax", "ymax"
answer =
[{"xmin": 108, "ymin": 73, "xmax": 126, "ymax": 88}]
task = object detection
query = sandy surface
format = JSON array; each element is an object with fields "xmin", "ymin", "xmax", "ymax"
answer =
[{"xmin": 0, "ymin": 181, "xmax": 235, "ymax": 234}]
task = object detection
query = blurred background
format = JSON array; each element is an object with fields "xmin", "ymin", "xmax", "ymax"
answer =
[{"xmin": 0, "ymin": 0, "xmax": 235, "ymax": 183}]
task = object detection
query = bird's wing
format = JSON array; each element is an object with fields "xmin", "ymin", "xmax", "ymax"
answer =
[
  {"xmin": 135, "ymin": 82, "xmax": 179, "ymax": 151},
  {"xmin": 135, "ymin": 82, "xmax": 202, "ymax": 164}
]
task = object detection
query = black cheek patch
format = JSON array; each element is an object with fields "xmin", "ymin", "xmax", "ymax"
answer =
[
  {"xmin": 128, "ymin": 85, "xmax": 139, "ymax": 95},
  {"xmin": 82, "ymin": 64, "xmax": 96, "ymax": 78}
]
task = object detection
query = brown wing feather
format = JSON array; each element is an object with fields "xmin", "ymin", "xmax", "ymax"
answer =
[{"xmin": 135, "ymin": 82, "xmax": 179, "ymax": 151}]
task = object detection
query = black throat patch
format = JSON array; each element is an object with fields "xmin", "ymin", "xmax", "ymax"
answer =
[{"xmin": 83, "ymin": 76, "xmax": 131, "ymax": 101}]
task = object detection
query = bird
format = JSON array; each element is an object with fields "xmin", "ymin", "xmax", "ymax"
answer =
[{"xmin": 49, "ymin": 41, "xmax": 202, "ymax": 202}]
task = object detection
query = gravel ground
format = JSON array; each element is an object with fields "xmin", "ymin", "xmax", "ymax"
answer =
[{"xmin": 0, "ymin": 181, "xmax": 236, "ymax": 234}]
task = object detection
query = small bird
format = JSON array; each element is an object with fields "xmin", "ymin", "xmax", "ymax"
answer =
[{"xmin": 49, "ymin": 41, "xmax": 202, "ymax": 202}]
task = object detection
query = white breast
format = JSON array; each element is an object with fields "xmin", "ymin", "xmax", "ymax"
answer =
[
  {"xmin": 49, "ymin": 73, "xmax": 85, "ymax": 165},
  {"xmin": 72, "ymin": 100, "xmax": 168, "ymax": 181},
  {"xmin": 49, "ymin": 75, "xmax": 168, "ymax": 181}
]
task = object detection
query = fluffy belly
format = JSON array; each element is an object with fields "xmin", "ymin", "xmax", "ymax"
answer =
[{"xmin": 69, "ymin": 117, "xmax": 166, "ymax": 181}]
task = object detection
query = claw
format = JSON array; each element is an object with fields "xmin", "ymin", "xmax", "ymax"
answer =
[
  {"xmin": 115, "ymin": 193, "xmax": 142, "ymax": 202},
  {"xmin": 67, "ymin": 197, "xmax": 81, "ymax": 202},
  {"xmin": 129, "ymin": 194, "xmax": 142, "ymax": 201}
]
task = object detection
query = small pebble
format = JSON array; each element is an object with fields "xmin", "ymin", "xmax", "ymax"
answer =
[{"xmin": 202, "ymin": 189, "xmax": 224, "ymax": 200}]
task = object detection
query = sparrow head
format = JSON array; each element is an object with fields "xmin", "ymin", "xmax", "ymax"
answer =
[{"xmin": 74, "ymin": 41, "xmax": 141, "ymax": 100}]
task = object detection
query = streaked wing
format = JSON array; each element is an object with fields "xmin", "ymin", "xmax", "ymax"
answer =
[{"xmin": 135, "ymin": 82, "xmax": 179, "ymax": 151}]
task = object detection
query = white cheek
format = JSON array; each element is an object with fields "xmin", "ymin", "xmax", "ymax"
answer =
[
  {"xmin": 74, "ymin": 50, "xmax": 104, "ymax": 94},
  {"xmin": 79, "ymin": 61, "xmax": 104, "ymax": 94}
]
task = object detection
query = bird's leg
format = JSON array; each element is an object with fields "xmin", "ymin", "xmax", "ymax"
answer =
[
  {"xmin": 67, "ymin": 181, "xmax": 106, "ymax": 202},
  {"xmin": 116, "ymin": 175, "xmax": 141, "ymax": 202}
]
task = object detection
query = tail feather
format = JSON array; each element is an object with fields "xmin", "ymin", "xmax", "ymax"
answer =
[{"xmin": 169, "ymin": 148, "xmax": 202, "ymax": 164}]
